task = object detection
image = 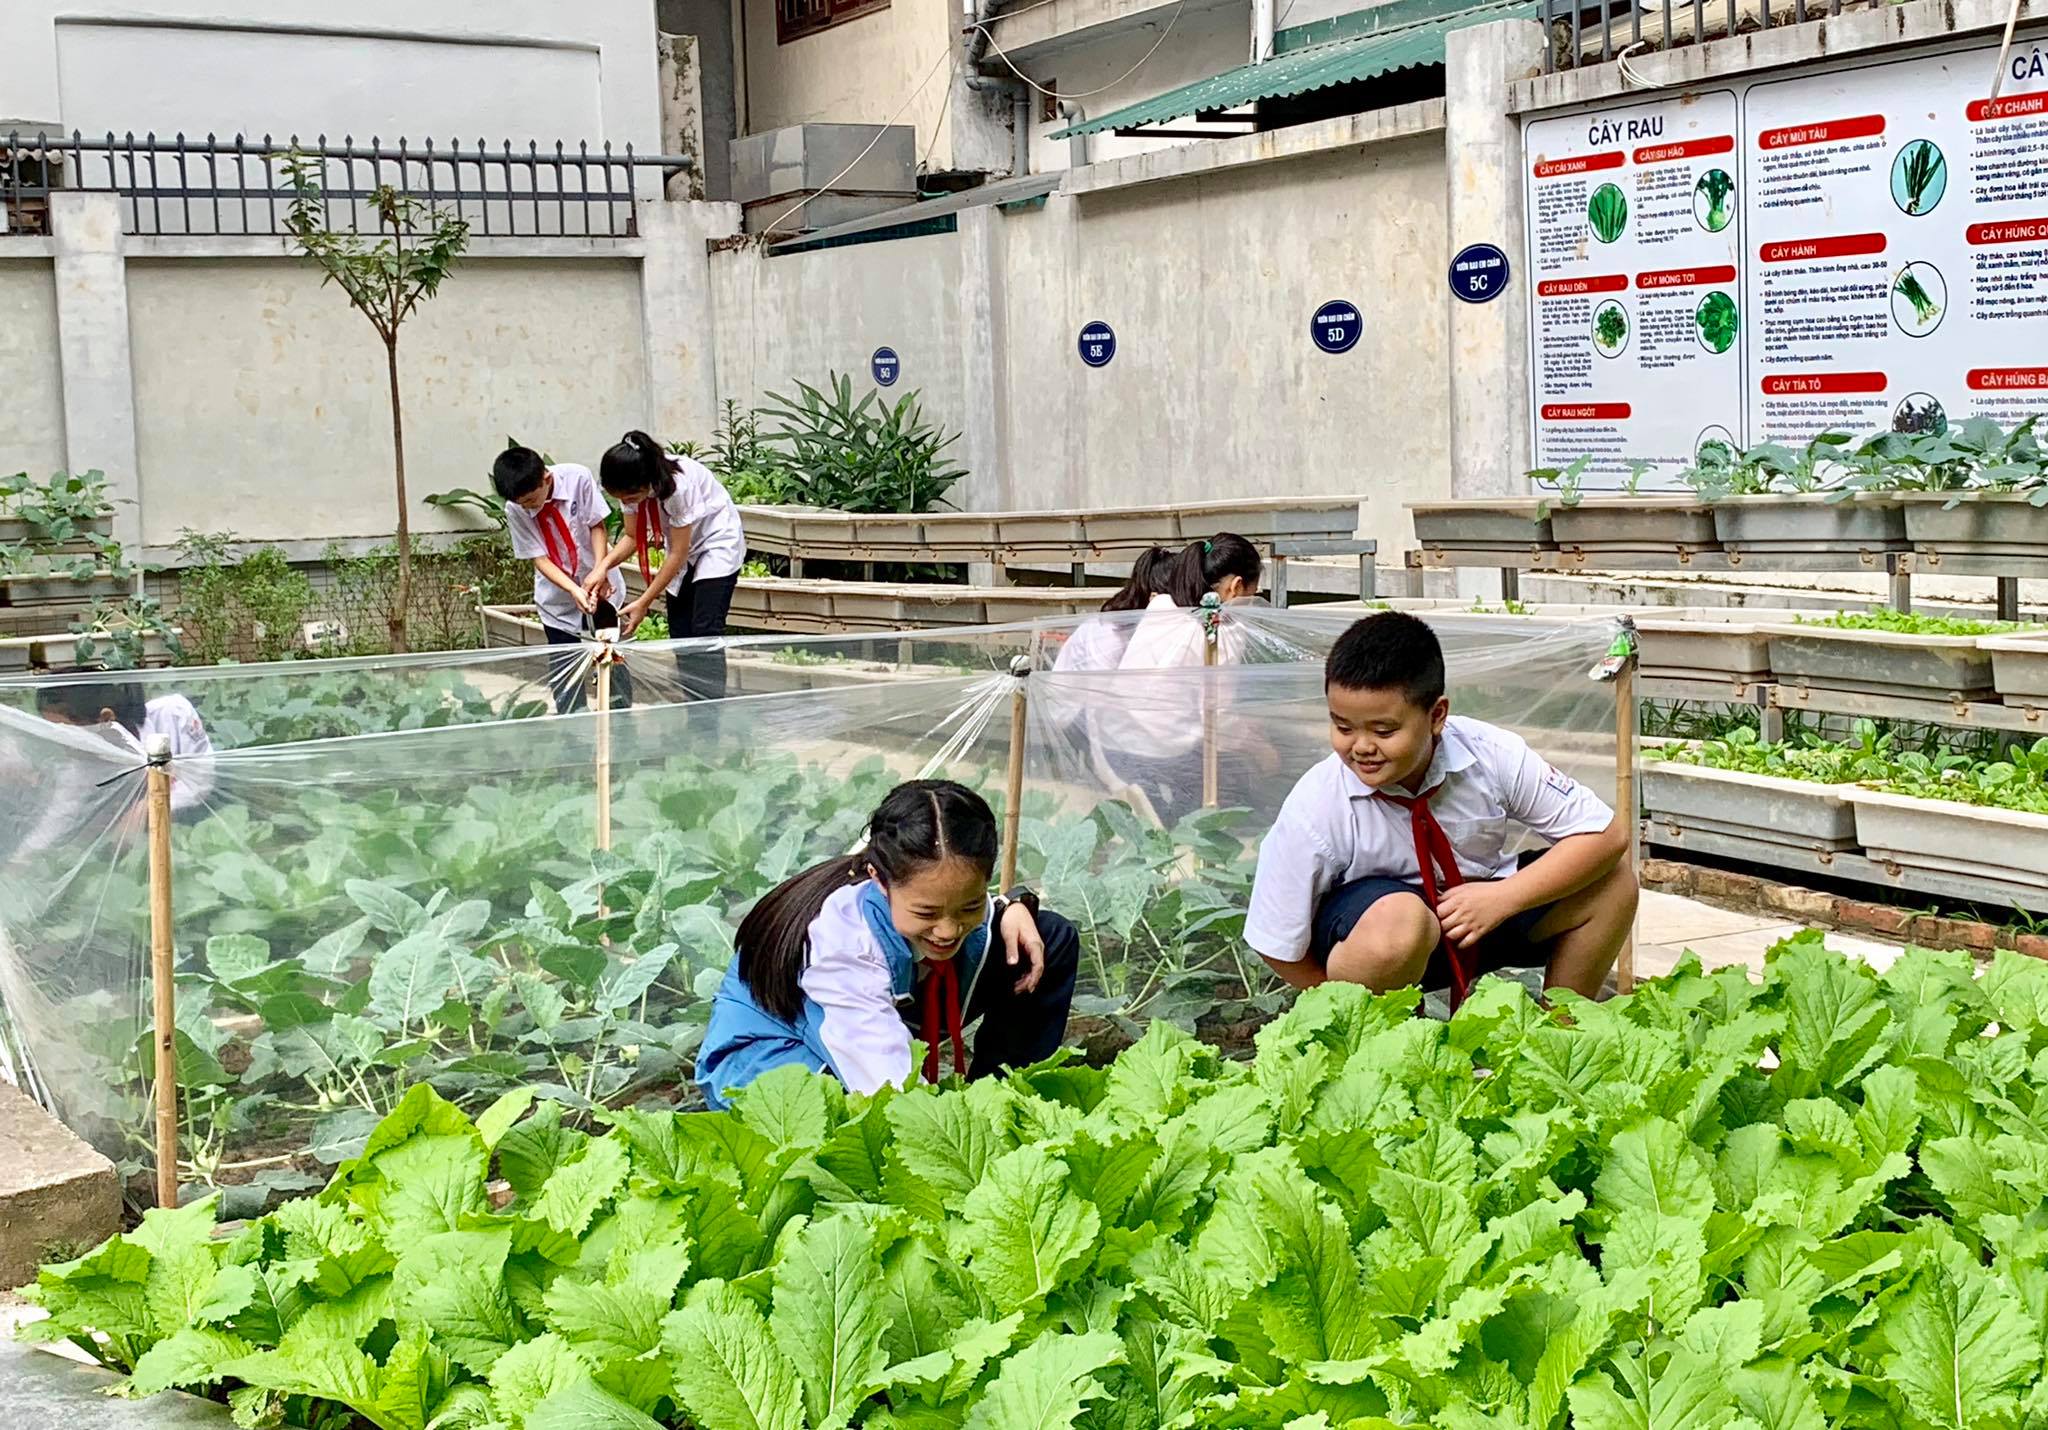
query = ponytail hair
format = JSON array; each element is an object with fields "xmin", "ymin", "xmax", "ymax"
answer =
[
  {"xmin": 599, "ymin": 430, "xmax": 678, "ymax": 502},
  {"xmin": 1162, "ymin": 532, "xmax": 1262, "ymax": 607},
  {"xmin": 735, "ymin": 779, "xmax": 1000, "ymax": 1021},
  {"xmin": 1099, "ymin": 545, "xmax": 1174, "ymax": 613}
]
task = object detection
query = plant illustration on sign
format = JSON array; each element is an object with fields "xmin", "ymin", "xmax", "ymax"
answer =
[
  {"xmin": 1892, "ymin": 139, "xmax": 1947, "ymax": 215},
  {"xmin": 1692, "ymin": 168, "xmax": 1734, "ymax": 232},
  {"xmin": 1587, "ymin": 182, "xmax": 1628, "ymax": 243},
  {"xmin": 1894, "ymin": 392, "xmax": 1948, "ymax": 437},
  {"xmin": 1892, "ymin": 263, "xmax": 1943, "ymax": 333},
  {"xmin": 1695, "ymin": 292, "xmax": 1739, "ymax": 354},
  {"xmin": 1593, "ymin": 300, "xmax": 1629, "ymax": 355}
]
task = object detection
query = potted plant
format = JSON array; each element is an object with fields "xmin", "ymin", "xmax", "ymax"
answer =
[
  {"xmin": 1675, "ymin": 434, "xmax": 1908, "ymax": 556},
  {"xmin": 1532, "ymin": 458, "xmax": 1722, "ymax": 554},
  {"xmin": 0, "ymin": 470, "xmax": 117, "ymax": 548},
  {"xmin": 1760, "ymin": 610, "xmax": 2008, "ymax": 701}
]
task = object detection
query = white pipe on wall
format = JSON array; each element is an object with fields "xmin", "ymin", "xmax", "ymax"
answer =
[{"xmin": 1252, "ymin": 0, "xmax": 1274, "ymax": 63}]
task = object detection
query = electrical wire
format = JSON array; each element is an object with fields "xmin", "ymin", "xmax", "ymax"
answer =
[
  {"xmin": 761, "ymin": 38, "xmax": 958, "ymax": 236},
  {"xmin": 921, "ymin": 48, "xmax": 962, "ymax": 173},
  {"xmin": 971, "ymin": 0, "xmax": 1188, "ymax": 102}
]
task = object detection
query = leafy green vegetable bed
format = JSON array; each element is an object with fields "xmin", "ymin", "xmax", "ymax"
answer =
[
  {"xmin": 1652, "ymin": 723, "xmax": 2048, "ymax": 815},
  {"xmin": 23, "ymin": 937, "xmax": 2048, "ymax": 1428},
  {"xmin": 1793, "ymin": 608, "xmax": 2028, "ymax": 639}
]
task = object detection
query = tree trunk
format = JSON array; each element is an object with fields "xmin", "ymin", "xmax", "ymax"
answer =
[{"xmin": 386, "ymin": 338, "xmax": 412, "ymax": 654}]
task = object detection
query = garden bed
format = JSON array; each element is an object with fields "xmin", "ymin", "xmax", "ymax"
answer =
[
  {"xmin": 1761, "ymin": 622, "xmax": 1996, "ymax": 700},
  {"xmin": 1640, "ymin": 758, "xmax": 1857, "ymax": 851},
  {"xmin": 1633, "ymin": 616, "xmax": 1775, "ymax": 684},
  {"xmin": 1711, "ymin": 493, "xmax": 1907, "ymax": 557},
  {"xmin": 1547, "ymin": 496, "xmax": 1719, "ymax": 554},
  {"xmin": 1982, "ymin": 633, "xmax": 2048, "ymax": 704},
  {"xmin": 0, "ymin": 572, "xmax": 132, "ymax": 606},
  {"xmin": 1844, "ymin": 784, "xmax": 2048, "ymax": 889},
  {"xmin": 0, "ymin": 512, "xmax": 114, "ymax": 549},
  {"xmin": 1897, "ymin": 489, "xmax": 2048, "ymax": 557},
  {"xmin": 1408, "ymin": 497, "xmax": 1552, "ymax": 550}
]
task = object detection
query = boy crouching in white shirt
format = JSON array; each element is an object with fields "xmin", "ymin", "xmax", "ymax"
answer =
[{"xmin": 1245, "ymin": 611, "xmax": 1636, "ymax": 1006}]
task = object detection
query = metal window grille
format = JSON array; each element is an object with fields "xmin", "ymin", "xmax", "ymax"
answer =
[
  {"xmin": 0, "ymin": 131, "xmax": 692, "ymax": 238},
  {"xmin": 1540, "ymin": 0, "xmax": 1843, "ymax": 71}
]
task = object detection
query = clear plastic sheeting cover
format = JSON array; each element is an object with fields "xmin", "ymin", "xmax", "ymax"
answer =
[{"xmin": 0, "ymin": 604, "xmax": 1624, "ymax": 1208}]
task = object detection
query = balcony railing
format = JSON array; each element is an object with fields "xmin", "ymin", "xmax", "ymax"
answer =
[
  {"xmin": 1540, "ymin": 0, "xmax": 1849, "ymax": 70},
  {"xmin": 0, "ymin": 131, "xmax": 692, "ymax": 238}
]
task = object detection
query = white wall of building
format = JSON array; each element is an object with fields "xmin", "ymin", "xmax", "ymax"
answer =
[
  {"xmin": 0, "ymin": 263, "xmax": 66, "ymax": 480},
  {"xmin": 1022, "ymin": 4, "xmax": 1253, "ymax": 171},
  {"xmin": 738, "ymin": 0, "xmax": 960, "ymax": 171},
  {"xmin": 2, "ymin": 2, "xmax": 660, "ymax": 150}
]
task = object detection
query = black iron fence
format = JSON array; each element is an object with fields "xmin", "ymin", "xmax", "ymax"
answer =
[
  {"xmin": 1541, "ymin": 0, "xmax": 1843, "ymax": 70},
  {"xmin": 0, "ymin": 132, "xmax": 692, "ymax": 238}
]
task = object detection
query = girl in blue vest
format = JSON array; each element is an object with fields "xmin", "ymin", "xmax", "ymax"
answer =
[{"xmin": 696, "ymin": 779, "xmax": 1079, "ymax": 1109}]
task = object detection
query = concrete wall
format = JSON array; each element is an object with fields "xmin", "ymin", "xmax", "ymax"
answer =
[
  {"xmin": 709, "ymin": 232, "xmax": 967, "ymax": 440},
  {"xmin": 0, "ymin": 263, "xmax": 66, "ymax": 479},
  {"xmin": 739, "ymin": 0, "xmax": 959, "ymax": 171},
  {"xmin": 2, "ymin": 1, "xmax": 659, "ymax": 150},
  {"xmin": 1024, "ymin": 5, "xmax": 1253, "ymax": 171},
  {"xmin": 661, "ymin": 0, "xmax": 741, "ymax": 199},
  {"xmin": 123, "ymin": 255, "xmax": 651, "ymax": 549}
]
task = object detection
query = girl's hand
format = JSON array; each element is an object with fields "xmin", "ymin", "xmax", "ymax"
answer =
[
  {"xmin": 581, "ymin": 566, "xmax": 612, "ymax": 597},
  {"xmin": 620, "ymin": 598, "xmax": 649, "ymax": 638},
  {"xmin": 573, "ymin": 584, "xmax": 599, "ymax": 615},
  {"xmin": 999, "ymin": 900, "xmax": 1045, "ymax": 993}
]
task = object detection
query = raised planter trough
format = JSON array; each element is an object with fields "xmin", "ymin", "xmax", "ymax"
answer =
[
  {"xmin": 1898, "ymin": 491, "xmax": 2048, "ymax": 559},
  {"xmin": 1634, "ymin": 616, "xmax": 1775, "ymax": 685},
  {"xmin": 1409, "ymin": 498, "xmax": 1552, "ymax": 552},
  {"xmin": 1641, "ymin": 759, "xmax": 1858, "ymax": 853},
  {"xmin": 1712, "ymin": 494, "xmax": 1907, "ymax": 559},
  {"xmin": 1548, "ymin": 497, "xmax": 1720, "ymax": 555},
  {"xmin": 1762, "ymin": 623, "xmax": 1995, "ymax": 700},
  {"xmin": 0, "ymin": 572, "xmax": 131, "ymax": 606},
  {"xmin": 1844, "ymin": 787, "xmax": 2048, "ymax": 891},
  {"xmin": 1982, "ymin": 633, "xmax": 2048, "ymax": 705},
  {"xmin": 0, "ymin": 512, "xmax": 114, "ymax": 548}
]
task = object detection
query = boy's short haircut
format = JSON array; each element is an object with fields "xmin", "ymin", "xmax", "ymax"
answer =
[
  {"xmin": 36, "ymin": 675, "xmax": 147, "ymax": 735},
  {"xmin": 490, "ymin": 446, "xmax": 548, "ymax": 502},
  {"xmin": 1326, "ymin": 612, "xmax": 1446, "ymax": 708}
]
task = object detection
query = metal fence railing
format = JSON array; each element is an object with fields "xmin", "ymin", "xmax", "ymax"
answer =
[
  {"xmin": 0, "ymin": 132, "xmax": 692, "ymax": 238},
  {"xmin": 1541, "ymin": 0, "xmax": 1844, "ymax": 70}
]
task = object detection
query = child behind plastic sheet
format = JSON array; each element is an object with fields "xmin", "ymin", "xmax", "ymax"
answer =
[
  {"xmin": 1050, "ymin": 545, "xmax": 1177, "ymax": 674},
  {"xmin": 34, "ymin": 677, "xmax": 216, "ymax": 824},
  {"xmin": 1245, "ymin": 611, "xmax": 1638, "ymax": 1006},
  {"xmin": 696, "ymin": 779, "xmax": 1079, "ymax": 1110},
  {"xmin": 490, "ymin": 445, "xmax": 635, "ymax": 715}
]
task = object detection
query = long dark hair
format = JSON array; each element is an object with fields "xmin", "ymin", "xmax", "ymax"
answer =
[
  {"xmin": 599, "ymin": 430, "xmax": 677, "ymax": 501},
  {"xmin": 736, "ymin": 779, "xmax": 999, "ymax": 1021},
  {"xmin": 1099, "ymin": 546, "xmax": 1174, "ymax": 614},
  {"xmin": 1161, "ymin": 532, "xmax": 1261, "ymax": 607}
]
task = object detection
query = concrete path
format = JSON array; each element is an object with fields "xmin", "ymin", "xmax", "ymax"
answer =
[{"xmin": 1634, "ymin": 889, "xmax": 1904, "ymax": 979}]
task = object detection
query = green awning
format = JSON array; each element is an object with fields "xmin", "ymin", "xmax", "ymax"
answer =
[{"xmin": 1047, "ymin": 0, "xmax": 1536, "ymax": 140}]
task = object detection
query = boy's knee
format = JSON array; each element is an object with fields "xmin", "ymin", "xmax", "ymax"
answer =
[{"xmin": 1327, "ymin": 892, "xmax": 1438, "ymax": 992}]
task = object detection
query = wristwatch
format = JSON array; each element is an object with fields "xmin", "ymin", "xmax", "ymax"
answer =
[{"xmin": 1000, "ymin": 887, "xmax": 1041, "ymax": 919}]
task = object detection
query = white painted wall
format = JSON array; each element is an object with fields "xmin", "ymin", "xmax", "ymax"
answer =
[
  {"xmin": 2, "ymin": 2, "xmax": 660, "ymax": 150},
  {"xmin": 709, "ymin": 232, "xmax": 967, "ymax": 439},
  {"xmin": 0, "ymin": 262, "xmax": 66, "ymax": 479},
  {"xmin": 123, "ymin": 256, "xmax": 651, "ymax": 547},
  {"xmin": 739, "ymin": 0, "xmax": 960, "ymax": 171},
  {"xmin": 1024, "ymin": 5, "xmax": 1253, "ymax": 171}
]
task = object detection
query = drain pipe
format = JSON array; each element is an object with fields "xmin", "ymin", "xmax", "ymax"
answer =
[
  {"xmin": 1057, "ymin": 101, "xmax": 1089, "ymax": 169},
  {"xmin": 1251, "ymin": 0, "xmax": 1274, "ymax": 63}
]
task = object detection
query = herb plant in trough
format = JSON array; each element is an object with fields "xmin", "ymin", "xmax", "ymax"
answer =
[
  {"xmin": 1586, "ymin": 182, "xmax": 1628, "ymax": 243},
  {"xmin": 26, "ymin": 937, "xmax": 2048, "ymax": 1427}
]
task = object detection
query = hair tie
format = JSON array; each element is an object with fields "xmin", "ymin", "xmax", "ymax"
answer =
[{"xmin": 1203, "ymin": 540, "xmax": 1213, "ymax": 554}]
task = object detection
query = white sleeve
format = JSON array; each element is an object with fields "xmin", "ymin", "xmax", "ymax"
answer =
[
  {"xmin": 505, "ymin": 503, "xmax": 545, "ymax": 561},
  {"xmin": 150, "ymin": 699, "xmax": 215, "ymax": 812},
  {"xmin": 1495, "ymin": 729, "xmax": 1613, "ymax": 841},
  {"xmin": 1244, "ymin": 801, "xmax": 1341, "ymax": 964},
  {"xmin": 799, "ymin": 927, "xmax": 912, "ymax": 1095}
]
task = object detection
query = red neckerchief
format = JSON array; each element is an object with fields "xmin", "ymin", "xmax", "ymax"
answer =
[
  {"xmin": 920, "ymin": 957, "xmax": 967, "ymax": 1082},
  {"xmin": 536, "ymin": 499, "xmax": 578, "ymax": 576},
  {"xmin": 634, "ymin": 498, "xmax": 666, "ymax": 584},
  {"xmin": 1376, "ymin": 758, "xmax": 1476, "ymax": 1007}
]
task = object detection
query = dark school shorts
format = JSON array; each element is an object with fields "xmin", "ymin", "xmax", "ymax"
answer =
[{"xmin": 1305, "ymin": 850, "xmax": 1557, "ymax": 990}]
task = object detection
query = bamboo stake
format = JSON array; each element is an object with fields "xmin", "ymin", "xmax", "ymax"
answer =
[
  {"xmin": 1614, "ymin": 660, "xmax": 1638, "ymax": 995},
  {"xmin": 1202, "ymin": 625, "xmax": 1220, "ymax": 809},
  {"xmin": 1000, "ymin": 656, "xmax": 1029, "ymax": 891},
  {"xmin": 594, "ymin": 648, "xmax": 614, "ymax": 854},
  {"xmin": 145, "ymin": 734, "xmax": 178, "ymax": 1210}
]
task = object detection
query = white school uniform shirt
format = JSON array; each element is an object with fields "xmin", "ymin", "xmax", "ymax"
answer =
[
  {"xmin": 1244, "ymin": 716, "xmax": 1613, "ymax": 965},
  {"xmin": 796, "ymin": 882, "xmax": 995, "ymax": 1096},
  {"xmin": 505, "ymin": 464, "xmax": 625, "ymax": 633},
  {"xmin": 659, "ymin": 453, "xmax": 746, "ymax": 587},
  {"xmin": 1090, "ymin": 594, "xmax": 1252, "ymax": 759},
  {"xmin": 1052, "ymin": 615, "xmax": 1133, "ymax": 674},
  {"xmin": 138, "ymin": 695, "xmax": 215, "ymax": 813}
]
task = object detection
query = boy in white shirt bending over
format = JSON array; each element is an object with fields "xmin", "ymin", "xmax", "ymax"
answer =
[
  {"xmin": 492, "ymin": 446, "xmax": 633, "ymax": 714},
  {"xmin": 1245, "ymin": 612, "xmax": 1636, "ymax": 1005},
  {"xmin": 35, "ymin": 678, "xmax": 216, "ymax": 821}
]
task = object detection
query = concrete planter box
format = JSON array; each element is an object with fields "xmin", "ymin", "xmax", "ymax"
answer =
[
  {"xmin": 0, "ymin": 572, "xmax": 130, "ymax": 606},
  {"xmin": 482, "ymin": 605, "xmax": 547, "ymax": 648},
  {"xmin": 1635, "ymin": 618, "xmax": 1774, "ymax": 683},
  {"xmin": 1409, "ymin": 499, "xmax": 1553, "ymax": 550},
  {"xmin": 1549, "ymin": 498, "xmax": 1720, "ymax": 553},
  {"xmin": 1761, "ymin": 623, "xmax": 1994, "ymax": 700},
  {"xmin": 1982, "ymin": 634, "xmax": 2048, "ymax": 704},
  {"xmin": 1641, "ymin": 759, "xmax": 1858, "ymax": 851},
  {"xmin": 0, "ymin": 636, "xmax": 30, "ymax": 672},
  {"xmin": 1712, "ymin": 494, "xmax": 1907, "ymax": 556},
  {"xmin": 0, "ymin": 512, "xmax": 114, "ymax": 547},
  {"xmin": 1898, "ymin": 491, "xmax": 2048, "ymax": 557},
  {"xmin": 32, "ymin": 631, "xmax": 180, "ymax": 668},
  {"xmin": 1845, "ymin": 787, "xmax": 2048, "ymax": 889}
]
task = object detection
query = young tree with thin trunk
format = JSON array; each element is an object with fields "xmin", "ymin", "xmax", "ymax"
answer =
[{"xmin": 283, "ymin": 152, "xmax": 469, "ymax": 654}]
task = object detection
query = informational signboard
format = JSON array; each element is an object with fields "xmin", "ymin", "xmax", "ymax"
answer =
[
  {"xmin": 871, "ymin": 346, "xmax": 900, "ymax": 387},
  {"xmin": 1523, "ymin": 38, "xmax": 2048, "ymax": 482},
  {"xmin": 1744, "ymin": 43, "xmax": 2048, "ymax": 443},
  {"xmin": 1524, "ymin": 92, "xmax": 1745, "ymax": 484},
  {"xmin": 1311, "ymin": 300, "xmax": 1363, "ymax": 353},
  {"xmin": 1079, "ymin": 320, "xmax": 1116, "ymax": 368},
  {"xmin": 1449, "ymin": 243, "xmax": 1512, "ymax": 304}
]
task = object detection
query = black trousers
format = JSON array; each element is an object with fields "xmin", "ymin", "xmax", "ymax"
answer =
[
  {"xmin": 665, "ymin": 571, "xmax": 740, "ymax": 702},
  {"xmin": 961, "ymin": 908, "xmax": 1081, "ymax": 1080},
  {"xmin": 543, "ymin": 617, "xmax": 637, "ymax": 715}
]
